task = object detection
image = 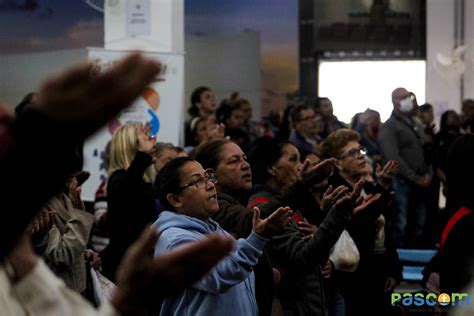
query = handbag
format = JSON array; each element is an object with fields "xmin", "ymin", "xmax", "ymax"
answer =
[{"xmin": 329, "ymin": 230, "xmax": 360, "ymax": 272}]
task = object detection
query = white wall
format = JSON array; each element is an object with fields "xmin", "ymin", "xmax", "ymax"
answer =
[
  {"xmin": 464, "ymin": 0, "xmax": 474, "ymax": 100},
  {"xmin": 105, "ymin": 0, "xmax": 184, "ymax": 53},
  {"xmin": 0, "ymin": 49, "xmax": 87, "ymax": 107},
  {"xmin": 185, "ymin": 32, "xmax": 262, "ymax": 120},
  {"xmin": 426, "ymin": 0, "xmax": 474, "ymax": 120},
  {"xmin": 0, "ymin": 31, "xmax": 262, "ymax": 122},
  {"xmin": 426, "ymin": 0, "xmax": 459, "ymax": 118}
]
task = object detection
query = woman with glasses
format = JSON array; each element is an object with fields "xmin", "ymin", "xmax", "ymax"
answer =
[
  {"xmin": 153, "ymin": 157, "xmax": 292, "ymax": 316},
  {"xmin": 320, "ymin": 129, "xmax": 402, "ymax": 316}
]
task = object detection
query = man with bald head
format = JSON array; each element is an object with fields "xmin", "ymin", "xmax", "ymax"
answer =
[{"xmin": 378, "ymin": 87, "xmax": 432, "ymax": 248}]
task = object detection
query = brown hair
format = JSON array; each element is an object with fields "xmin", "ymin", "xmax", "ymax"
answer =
[
  {"xmin": 234, "ymin": 99, "xmax": 250, "ymax": 110},
  {"xmin": 188, "ymin": 86, "xmax": 211, "ymax": 116},
  {"xmin": 320, "ymin": 129, "xmax": 360, "ymax": 159},
  {"xmin": 192, "ymin": 138, "xmax": 231, "ymax": 170}
]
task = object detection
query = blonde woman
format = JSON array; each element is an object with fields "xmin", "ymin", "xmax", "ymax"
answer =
[{"xmin": 101, "ymin": 123, "xmax": 157, "ymax": 281}]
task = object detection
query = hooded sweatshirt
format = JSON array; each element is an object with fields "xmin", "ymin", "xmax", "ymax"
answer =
[{"xmin": 153, "ymin": 211, "xmax": 268, "ymax": 316}]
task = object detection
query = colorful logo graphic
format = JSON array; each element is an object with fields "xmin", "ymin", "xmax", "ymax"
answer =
[
  {"xmin": 391, "ymin": 292, "xmax": 469, "ymax": 307},
  {"xmin": 147, "ymin": 108, "xmax": 160, "ymax": 136},
  {"xmin": 438, "ymin": 293, "xmax": 451, "ymax": 306},
  {"xmin": 142, "ymin": 87, "xmax": 161, "ymax": 137},
  {"xmin": 107, "ymin": 87, "xmax": 161, "ymax": 136}
]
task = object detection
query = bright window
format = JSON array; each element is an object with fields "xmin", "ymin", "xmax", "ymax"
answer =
[{"xmin": 318, "ymin": 60, "xmax": 426, "ymax": 123}]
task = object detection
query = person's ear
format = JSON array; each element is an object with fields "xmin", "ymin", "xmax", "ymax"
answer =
[
  {"xmin": 167, "ymin": 193, "xmax": 183, "ymax": 210},
  {"xmin": 267, "ymin": 165, "xmax": 277, "ymax": 177}
]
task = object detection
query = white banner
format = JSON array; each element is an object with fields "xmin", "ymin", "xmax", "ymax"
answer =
[{"xmin": 82, "ymin": 48, "xmax": 184, "ymax": 201}]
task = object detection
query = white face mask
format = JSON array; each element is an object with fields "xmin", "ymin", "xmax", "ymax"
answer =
[{"xmin": 399, "ymin": 97, "xmax": 414, "ymax": 113}]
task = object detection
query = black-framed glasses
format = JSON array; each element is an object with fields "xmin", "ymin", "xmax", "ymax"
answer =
[
  {"xmin": 339, "ymin": 147, "xmax": 367, "ymax": 159},
  {"xmin": 178, "ymin": 169, "xmax": 217, "ymax": 191}
]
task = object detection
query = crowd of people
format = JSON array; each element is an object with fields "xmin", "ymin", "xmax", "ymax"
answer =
[{"xmin": 1, "ymin": 53, "xmax": 473, "ymax": 316}]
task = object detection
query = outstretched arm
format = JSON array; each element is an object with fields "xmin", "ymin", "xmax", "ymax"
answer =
[{"xmin": 0, "ymin": 54, "xmax": 161, "ymax": 259}]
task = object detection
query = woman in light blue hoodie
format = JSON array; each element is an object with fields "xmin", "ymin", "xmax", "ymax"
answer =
[{"xmin": 152, "ymin": 157, "xmax": 292, "ymax": 316}]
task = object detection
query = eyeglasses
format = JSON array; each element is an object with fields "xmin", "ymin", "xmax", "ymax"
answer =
[
  {"xmin": 298, "ymin": 114, "xmax": 317, "ymax": 122},
  {"xmin": 339, "ymin": 147, "xmax": 367, "ymax": 159},
  {"xmin": 178, "ymin": 169, "xmax": 217, "ymax": 191}
]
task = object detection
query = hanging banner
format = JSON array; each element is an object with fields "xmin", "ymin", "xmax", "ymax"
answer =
[{"xmin": 82, "ymin": 47, "xmax": 184, "ymax": 201}]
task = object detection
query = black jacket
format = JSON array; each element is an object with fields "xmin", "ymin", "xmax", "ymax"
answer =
[
  {"xmin": 328, "ymin": 171, "xmax": 402, "ymax": 316},
  {"xmin": 216, "ymin": 181, "xmax": 351, "ymax": 316},
  {"xmin": 101, "ymin": 151, "xmax": 157, "ymax": 281},
  {"xmin": 440, "ymin": 209, "xmax": 474, "ymax": 294},
  {"xmin": 1, "ymin": 108, "xmax": 80, "ymax": 259},
  {"xmin": 267, "ymin": 206, "xmax": 350, "ymax": 316}
]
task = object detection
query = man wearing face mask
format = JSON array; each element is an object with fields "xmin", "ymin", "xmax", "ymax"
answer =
[{"xmin": 378, "ymin": 88, "xmax": 432, "ymax": 248}]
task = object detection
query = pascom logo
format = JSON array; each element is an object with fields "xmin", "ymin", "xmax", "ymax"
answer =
[{"xmin": 391, "ymin": 292, "xmax": 470, "ymax": 307}]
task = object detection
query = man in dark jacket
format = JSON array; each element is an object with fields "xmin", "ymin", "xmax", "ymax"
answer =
[{"xmin": 378, "ymin": 88, "xmax": 432, "ymax": 247}]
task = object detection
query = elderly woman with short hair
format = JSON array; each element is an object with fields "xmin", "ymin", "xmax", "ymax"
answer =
[{"xmin": 320, "ymin": 129, "xmax": 402, "ymax": 316}]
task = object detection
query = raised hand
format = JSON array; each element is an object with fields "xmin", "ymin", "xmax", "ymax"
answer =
[
  {"xmin": 299, "ymin": 219, "xmax": 318, "ymax": 241},
  {"xmin": 33, "ymin": 53, "xmax": 162, "ymax": 139},
  {"xmin": 297, "ymin": 219, "xmax": 317, "ymax": 235},
  {"xmin": 349, "ymin": 179, "xmax": 365, "ymax": 203},
  {"xmin": 333, "ymin": 180, "xmax": 383, "ymax": 215},
  {"xmin": 352, "ymin": 193, "xmax": 382, "ymax": 215},
  {"xmin": 228, "ymin": 92, "xmax": 240, "ymax": 105},
  {"xmin": 321, "ymin": 185, "xmax": 350, "ymax": 210},
  {"xmin": 376, "ymin": 160, "xmax": 399, "ymax": 189},
  {"xmin": 136, "ymin": 122, "xmax": 156, "ymax": 155},
  {"xmin": 299, "ymin": 158, "xmax": 336, "ymax": 188},
  {"xmin": 252, "ymin": 207, "xmax": 292, "ymax": 239},
  {"xmin": 70, "ymin": 170, "xmax": 91, "ymax": 187},
  {"xmin": 206, "ymin": 116, "xmax": 225, "ymax": 140},
  {"xmin": 29, "ymin": 209, "xmax": 56, "ymax": 235},
  {"xmin": 210, "ymin": 123, "xmax": 226, "ymax": 140},
  {"xmin": 68, "ymin": 177, "xmax": 85, "ymax": 210},
  {"xmin": 112, "ymin": 226, "xmax": 234, "ymax": 316},
  {"xmin": 343, "ymin": 179, "xmax": 382, "ymax": 215}
]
